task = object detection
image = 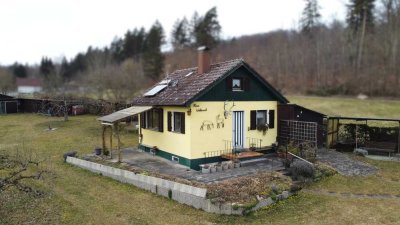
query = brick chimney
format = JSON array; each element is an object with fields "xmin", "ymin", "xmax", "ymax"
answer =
[{"xmin": 197, "ymin": 46, "xmax": 210, "ymax": 74}]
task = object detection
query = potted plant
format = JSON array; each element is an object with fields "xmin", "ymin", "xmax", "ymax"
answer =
[
  {"xmin": 151, "ymin": 146, "xmax": 159, "ymax": 156},
  {"xmin": 210, "ymin": 164, "xmax": 217, "ymax": 173},
  {"xmin": 216, "ymin": 162, "xmax": 223, "ymax": 172},
  {"xmin": 233, "ymin": 159, "xmax": 241, "ymax": 168},
  {"xmin": 201, "ymin": 165, "xmax": 210, "ymax": 174},
  {"xmin": 257, "ymin": 123, "xmax": 269, "ymax": 135},
  {"xmin": 222, "ymin": 161, "xmax": 229, "ymax": 170},
  {"xmin": 249, "ymin": 143, "xmax": 257, "ymax": 151},
  {"xmin": 95, "ymin": 147, "xmax": 102, "ymax": 156}
]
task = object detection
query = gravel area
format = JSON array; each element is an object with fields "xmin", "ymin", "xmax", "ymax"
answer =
[{"xmin": 317, "ymin": 148, "xmax": 377, "ymax": 176}]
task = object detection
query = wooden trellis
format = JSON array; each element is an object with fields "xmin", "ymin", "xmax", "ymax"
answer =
[{"xmin": 279, "ymin": 120, "xmax": 318, "ymax": 148}]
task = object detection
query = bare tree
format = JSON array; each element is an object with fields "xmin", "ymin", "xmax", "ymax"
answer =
[
  {"xmin": 0, "ymin": 68, "xmax": 15, "ymax": 94},
  {"xmin": 0, "ymin": 150, "xmax": 50, "ymax": 195}
]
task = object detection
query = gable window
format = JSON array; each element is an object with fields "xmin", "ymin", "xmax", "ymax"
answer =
[
  {"xmin": 250, "ymin": 110, "xmax": 275, "ymax": 130},
  {"xmin": 226, "ymin": 77, "xmax": 250, "ymax": 91},
  {"xmin": 167, "ymin": 112, "xmax": 185, "ymax": 134},
  {"xmin": 140, "ymin": 108, "xmax": 163, "ymax": 132},
  {"xmin": 232, "ymin": 78, "xmax": 243, "ymax": 91}
]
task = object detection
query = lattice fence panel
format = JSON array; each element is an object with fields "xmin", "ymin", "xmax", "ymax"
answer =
[{"xmin": 279, "ymin": 120, "xmax": 318, "ymax": 147}]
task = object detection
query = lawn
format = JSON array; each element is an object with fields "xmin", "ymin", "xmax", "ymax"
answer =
[{"xmin": 1, "ymin": 96, "xmax": 400, "ymax": 225}]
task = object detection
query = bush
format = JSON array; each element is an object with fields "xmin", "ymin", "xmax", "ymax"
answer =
[
  {"xmin": 289, "ymin": 161, "xmax": 315, "ymax": 181},
  {"xmin": 314, "ymin": 162, "xmax": 337, "ymax": 181}
]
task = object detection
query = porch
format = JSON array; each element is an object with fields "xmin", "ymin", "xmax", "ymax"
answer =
[{"xmin": 206, "ymin": 138, "xmax": 275, "ymax": 161}]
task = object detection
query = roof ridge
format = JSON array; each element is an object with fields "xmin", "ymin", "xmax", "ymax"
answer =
[{"xmin": 172, "ymin": 58, "xmax": 243, "ymax": 73}]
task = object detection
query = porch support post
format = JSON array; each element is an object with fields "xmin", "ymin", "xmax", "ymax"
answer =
[
  {"xmin": 110, "ymin": 125, "xmax": 113, "ymax": 159},
  {"xmin": 355, "ymin": 122, "xmax": 358, "ymax": 149},
  {"xmin": 398, "ymin": 121, "xmax": 400, "ymax": 154},
  {"xmin": 102, "ymin": 125, "xmax": 106, "ymax": 156},
  {"xmin": 116, "ymin": 122, "xmax": 121, "ymax": 163}
]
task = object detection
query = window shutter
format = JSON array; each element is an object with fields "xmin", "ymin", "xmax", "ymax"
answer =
[
  {"xmin": 180, "ymin": 112, "xmax": 185, "ymax": 134},
  {"xmin": 140, "ymin": 112, "xmax": 146, "ymax": 128},
  {"xmin": 225, "ymin": 77, "xmax": 232, "ymax": 91},
  {"xmin": 158, "ymin": 108, "xmax": 164, "ymax": 132},
  {"xmin": 269, "ymin": 110, "xmax": 275, "ymax": 129},
  {"xmin": 250, "ymin": 110, "xmax": 256, "ymax": 130},
  {"xmin": 167, "ymin": 112, "xmax": 172, "ymax": 131},
  {"xmin": 243, "ymin": 77, "xmax": 250, "ymax": 91}
]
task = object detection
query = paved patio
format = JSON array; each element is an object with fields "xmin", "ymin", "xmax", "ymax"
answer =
[{"xmin": 115, "ymin": 148, "xmax": 284, "ymax": 183}]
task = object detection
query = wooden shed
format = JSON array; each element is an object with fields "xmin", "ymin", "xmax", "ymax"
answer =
[
  {"xmin": 278, "ymin": 104, "xmax": 327, "ymax": 147},
  {"xmin": 0, "ymin": 94, "xmax": 19, "ymax": 114}
]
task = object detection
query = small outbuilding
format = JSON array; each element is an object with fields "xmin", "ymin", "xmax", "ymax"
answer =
[
  {"xmin": 0, "ymin": 94, "xmax": 19, "ymax": 114},
  {"xmin": 278, "ymin": 104, "xmax": 327, "ymax": 147}
]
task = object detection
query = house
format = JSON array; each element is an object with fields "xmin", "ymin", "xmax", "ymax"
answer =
[
  {"xmin": 131, "ymin": 47, "xmax": 289, "ymax": 170},
  {"xmin": 0, "ymin": 94, "xmax": 19, "ymax": 114},
  {"xmin": 16, "ymin": 77, "xmax": 43, "ymax": 94},
  {"xmin": 277, "ymin": 104, "xmax": 327, "ymax": 147}
]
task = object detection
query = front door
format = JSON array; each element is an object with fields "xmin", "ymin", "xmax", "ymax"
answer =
[{"xmin": 232, "ymin": 111, "xmax": 245, "ymax": 149}]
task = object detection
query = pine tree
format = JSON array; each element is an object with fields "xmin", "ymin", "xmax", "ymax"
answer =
[
  {"xmin": 122, "ymin": 28, "xmax": 146, "ymax": 60},
  {"xmin": 12, "ymin": 62, "xmax": 27, "ymax": 78},
  {"xmin": 142, "ymin": 21, "xmax": 165, "ymax": 81},
  {"xmin": 300, "ymin": 0, "xmax": 321, "ymax": 34},
  {"xmin": 171, "ymin": 17, "xmax": 190, "ymax": 50},
  {"xmin": 40, "ymin": 57, "xmax": 55, "ymax": 77},
  {"xmin": 191, "ymin": 7, "xmax": 221, "ymax": 47},
  {"xmin": 347, "ymin": 0, "xmax": 375, "ymax": 33}
]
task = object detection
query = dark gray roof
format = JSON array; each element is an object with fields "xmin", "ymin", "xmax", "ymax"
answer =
[
  {"xmin": 132, "ymin": 58, "xmax": 288, "ymax": 106},
  {"xmin": 0, "ymin": 94, "xmax": 15, "ymax": 100}
]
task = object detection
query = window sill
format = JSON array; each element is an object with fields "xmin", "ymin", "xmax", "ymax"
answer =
[
  {"xmin": 232, "ymin": 89, "xmax": 244, "ymax": 92},
  {"xmin": 169, "ymin": 131, "xmax": 184, "ymax": 134},
  {"xmin": 144, "ymin": 128, "xmax": 162, "ymax": 132}
]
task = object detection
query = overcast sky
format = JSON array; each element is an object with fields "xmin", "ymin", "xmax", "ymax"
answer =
[{"xmin": 0, "ymin": 0, "xmax": 347, "ymax": 65}]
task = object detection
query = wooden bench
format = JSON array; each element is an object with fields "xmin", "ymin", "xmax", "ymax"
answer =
[{"xmin": 363, "ymin": 141, "xmax": 397, "ymax": 157}]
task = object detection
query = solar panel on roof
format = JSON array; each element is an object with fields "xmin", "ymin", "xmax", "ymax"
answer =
[{"xmin": 143, "ymin": 84, "xmax": 168, "ymax": 97}]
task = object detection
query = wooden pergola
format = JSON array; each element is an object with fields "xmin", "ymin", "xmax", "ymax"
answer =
[
  {"xmin": 97, "ymin": 106, "xmax": 152, "ymax": 162},
  {"xmin": 327, "ymin": 116, "xmax": 400, "ymax": 154}
]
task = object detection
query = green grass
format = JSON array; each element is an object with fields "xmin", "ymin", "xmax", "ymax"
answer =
[
  {"xmin": 1, "ymin": 96, "xmax": 400, "ymax": 224},
  {"xmin": 289, "ymin": 95, "xmax": 400, "ymax": 118},
  {"xmin": 309, "ymin": 155, "xmax": 400, "ymax": 195}
]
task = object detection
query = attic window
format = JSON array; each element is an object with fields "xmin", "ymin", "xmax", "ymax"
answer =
[{"xmin": 232, "ymin": 78, "xmax": 243, "ymax": 91}]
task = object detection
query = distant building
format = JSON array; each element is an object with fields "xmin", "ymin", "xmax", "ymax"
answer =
[
  {"xmin": 0, "ymin": 94, "xmax": 19, "ymax": 114},
  {"xmin": 16, "ymin": 78, "xmax": 43, "ymax": 94}
]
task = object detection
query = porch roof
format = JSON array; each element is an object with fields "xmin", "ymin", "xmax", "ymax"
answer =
[{"xmin": 97, "ymin": 106, "xmax": 152, "ymax": 123}]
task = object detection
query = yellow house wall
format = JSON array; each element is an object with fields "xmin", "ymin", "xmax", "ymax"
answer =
[
  {"xmin": 140, "ymin": 106, "xmax": 191, "ymax": 159},
  {"xmin": 189, "ymin": 101, "xmax": 278, "ymax": 159}
]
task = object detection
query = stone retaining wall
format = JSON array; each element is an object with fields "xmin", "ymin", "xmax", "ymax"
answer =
[{"xmin": 66, "ymin": 156, "xmax": 292, "ymax": 215}]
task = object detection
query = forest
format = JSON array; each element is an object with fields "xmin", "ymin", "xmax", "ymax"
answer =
[{"xmin": 0, "ymin": 0, "xmax": 399, "ymax": 100}]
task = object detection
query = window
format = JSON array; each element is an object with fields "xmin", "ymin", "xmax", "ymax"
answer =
[
  {"xmin": 140, "ymin": 109, "xmax": 163, "ymax": 132},
  {"xmin": 232, "ymin": 78, "xmax": 242, "ymax": 91},
  {"xmin": 226, "ymin": 77, "xmax": 250, "ymax": 91},
  {"xmin": 256, "ymin": 110, "xmax": 267, "ymax": 126},
  {"xmin": 250, "ymin": 110, "xmax": 275, "ymax": 130},
  {"xmin": 168, "ymin": 112, "xmax": 185, "ymax": 134}
]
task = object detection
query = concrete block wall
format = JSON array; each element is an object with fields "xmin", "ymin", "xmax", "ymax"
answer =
[{"xmin": 66, "ymin": 156, "xmax": 289, "ymax": 215}]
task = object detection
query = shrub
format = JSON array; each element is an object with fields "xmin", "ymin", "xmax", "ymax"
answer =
[
  {"xmin": 289, "ymin": 161, "xmax": 315, "ymax": 181},
  {"xmin": 314, "ymin": 162, "xmax": 337, "ymax": 181}
]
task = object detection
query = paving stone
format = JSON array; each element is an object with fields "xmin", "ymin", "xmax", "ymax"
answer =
[
  {"xmin": 115, "ymin": 148, "xmax": 284, "ymax": 184},
  {"xmin": 317, "ymin": 149, "xmax": 377, "ymax": 176}
]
